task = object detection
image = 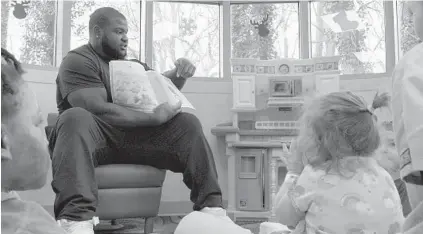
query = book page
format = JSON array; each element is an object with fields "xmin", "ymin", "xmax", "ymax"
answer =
[
  {"xmin": 109, "ymin": 60, "xmax": 158, "ymax": 112},
  {"xmin": 146, "ymin": 71, "xmax": 195, "ymax": 110}
]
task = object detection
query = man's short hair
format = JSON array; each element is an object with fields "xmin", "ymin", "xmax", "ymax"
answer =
[{"xmin": 88, "ymin": 7, "xmax": 125, "ymax": 35}]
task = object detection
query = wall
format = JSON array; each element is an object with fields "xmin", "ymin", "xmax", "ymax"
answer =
[
  {"xmin": 18, "ymin": 67, "xmax": 392, "ymax": 214},
  {"xmin": 18, "ymin": 67, "xmax": 234, "ymax": 215}
]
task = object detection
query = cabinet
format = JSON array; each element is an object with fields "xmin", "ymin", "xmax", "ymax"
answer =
[
  {"xmin": 233, "ymin": 75, "xmax": 256, "ymax": 110},
  {"xmin": 236, "ymin": 149, "xmax": 269, "ymax": 211},
  {"xmin": 315, "ymin": 73, "xmax": 340, "ymax": 95}
]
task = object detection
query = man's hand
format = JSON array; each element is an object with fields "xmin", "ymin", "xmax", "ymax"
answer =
[
  {"xmin": 152, "ymin": 101, "xmax": 182, "ymax": 125},
  {"xmin": 174, "ymin": 58, "xmax": 196, "ymax": 78}
]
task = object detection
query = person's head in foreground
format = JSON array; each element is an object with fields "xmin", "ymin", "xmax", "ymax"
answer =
[
  {"xmin": 295, "ymin": 91, "xmax": 390, "ymax": 169},
  {"xmin": 407, "ymin": 1, "xmax": 423, "ymax": 40},
  {"xmin": 1, "ymin": 48, "xmax": 50, "ymax": 192},
  {"xmin": 89, "ymin": 7, "xmax": 128, "ymax": 60}
]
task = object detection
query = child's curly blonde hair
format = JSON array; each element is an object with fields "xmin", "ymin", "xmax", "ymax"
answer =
[{"xmin": 296, "ymin": 91, "xmax": 390, "ymax": 167}]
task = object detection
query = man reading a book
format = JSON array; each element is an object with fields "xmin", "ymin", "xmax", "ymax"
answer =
[{"xmin": 50, "ymin": 7, "xmax": 231, "ymax": 234}]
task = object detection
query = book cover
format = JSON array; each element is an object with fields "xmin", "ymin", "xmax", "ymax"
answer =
[{"xmin": 109, "ymin": 60, "xmax": 195, "ymax": 113}]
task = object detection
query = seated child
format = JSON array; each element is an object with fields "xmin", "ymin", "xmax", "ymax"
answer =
[
  {"xmin": 270, "ymin": 92, "xmax": 404, "ymax": 234},
  {"xmin": 1, "ymin": 48, "xmax": 66, "ymax": 234}
]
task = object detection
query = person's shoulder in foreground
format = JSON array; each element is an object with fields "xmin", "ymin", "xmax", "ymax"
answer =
[
  {"xmin": 392, "ymin": 43, "xmax": 423, "ymax": 85},
  {"xmin": 1, "ymin": 48, "xmax": 66, "ymax": 234},
  {"xmin": 391, "ymin": 41, "xmax": 423, "ymax": 182},
  {"xmin": 2, "ymin": 192, "xmax": 67, "ymax": 234}
]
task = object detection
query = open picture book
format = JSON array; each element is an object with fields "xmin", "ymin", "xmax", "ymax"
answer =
[{"xmin": 109, "ymin": 60, "xmax": 195, "ymax": 113}]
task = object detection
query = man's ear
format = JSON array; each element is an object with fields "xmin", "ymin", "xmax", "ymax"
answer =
[{"xmin": 94, "ymin": 25, "xmax": 102, "ymax": 39}]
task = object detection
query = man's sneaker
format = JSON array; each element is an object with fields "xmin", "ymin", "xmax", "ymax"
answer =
[
  {"xmin": 200, "ymin": 207, "xmax": 227, "ymax": 216},
  {"xmin": 57, "ymin": 217, "xmax": 99, "ymax": 234},
  {"xmin": 200, "ymin": 207, "xmax": 236, "ymax": 224}
]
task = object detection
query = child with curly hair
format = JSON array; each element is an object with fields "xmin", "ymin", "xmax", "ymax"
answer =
[
  {"xmin": 1, "ymin": 48, "xmax": 66, "ymax": 234},
  {"xmin": 269, "ymin": 92, "xmax": 404, "ymax": 234}
]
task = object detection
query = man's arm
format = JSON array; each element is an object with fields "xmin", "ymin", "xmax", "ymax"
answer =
[
  {"xmin": 59, "ymin": 55, "xmax": 158, "ymax": 128},
  {"xmin": 67, "ymin": 88, "xmax": 157, "ymax": 128},
  {"xmin": 162, "ymin": 68, "xmax": 187, "ymax": 90}
]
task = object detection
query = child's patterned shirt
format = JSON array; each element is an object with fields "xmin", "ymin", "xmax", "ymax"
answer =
[{"xmin": 288, "ymin": 157, "xmax": 404, "ymax": 234}]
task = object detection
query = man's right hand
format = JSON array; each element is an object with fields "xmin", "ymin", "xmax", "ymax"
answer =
[{"xmin": 152, "ymin": 101, "xmax": 182, "ymax": 125}]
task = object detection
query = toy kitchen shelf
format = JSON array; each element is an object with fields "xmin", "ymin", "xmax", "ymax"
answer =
[
  {"xmin": 211, "ymin": 57, "xmax": 341, "ymax": 223},
  {"xmin": 267, "ymin": 97, "xmax": 304, "ymax": 108}
]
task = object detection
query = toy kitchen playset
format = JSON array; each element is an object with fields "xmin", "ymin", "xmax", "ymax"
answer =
[{"xmin": 211, "ymin": 56, "xmax": 341, "ymax": 223}]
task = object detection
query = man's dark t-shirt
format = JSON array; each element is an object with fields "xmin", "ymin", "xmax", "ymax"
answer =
[{"xmin": 56, "ymin": 44, "xmax": 152, "ymax": 114}]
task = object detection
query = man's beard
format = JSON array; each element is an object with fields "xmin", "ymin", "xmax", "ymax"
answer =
[{"xmin": 101, "ymin": 35, "xmax": 126, "ymax": 60}]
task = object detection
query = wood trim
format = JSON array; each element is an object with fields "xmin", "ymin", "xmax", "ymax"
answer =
[
  {"xmin": 144, "ymin": 1, "xmax": 154, "ymax": 66},
  {"xmin": 222, "ymin": 1, "xmax": 231, "ymax": 80},
  {"xmin": 384, "ymin": 0, "xmax": 396, "ymax": 75},
  {"xmin": 299, "ymin": 1, "xmax": 310, "ymax": 59}
]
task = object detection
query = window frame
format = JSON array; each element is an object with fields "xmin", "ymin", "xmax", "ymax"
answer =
[{"xmin": 21, "ymin": 0, "xmax": 398, "ymax": 81}]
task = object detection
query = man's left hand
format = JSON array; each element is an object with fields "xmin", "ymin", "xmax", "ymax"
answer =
[{"xmin": 174, "ymin": 58, "xmax": 196, "ymax": 78}]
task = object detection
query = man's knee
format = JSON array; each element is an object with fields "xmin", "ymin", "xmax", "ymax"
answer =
[
  {"xmin": 174, "ymin": 112, "xmax": 203, "ymax": 133},
  {"xmin": 56, "ymin": 107, "xmax": 95, "ymax": 133}
]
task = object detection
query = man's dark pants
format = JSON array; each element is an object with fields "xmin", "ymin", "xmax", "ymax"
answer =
[{"xmin": 48, "ymin": 107, "xmax": 223, "ymax": 221}]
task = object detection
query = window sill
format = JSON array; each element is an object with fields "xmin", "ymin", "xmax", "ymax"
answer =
[
  {"xmin": 22, "ymin": 64, "xmax": 58, "ymax": 72},
  {"xmin": 340, "ymin": 72, "xmax": 391, "ymax": 80}
]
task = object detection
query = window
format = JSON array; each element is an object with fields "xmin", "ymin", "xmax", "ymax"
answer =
[
  {"xmin": 230, "ymin": 2, "xmax": 300, "ymax": 60},
  {"xmin": 70, "ymin": 0, "xmax": 141, "ymax": 60},
  {"xmin": 396, "ymin": 0, "xmax": 422, "ymax": 57},
  {"xmin": 3, "ymin": 0, "xmax": 416, "ymax": 78},
  {"xmin": 1, "ymin": 0, "xmax": 57, "ymax": 66},
  {"xmin": 152, "ymin": 2, "xmax": 220, "ymax": 77},
  {"xmin": 310, "ymin": 0, "xmax": 386, "ymax": 75}
]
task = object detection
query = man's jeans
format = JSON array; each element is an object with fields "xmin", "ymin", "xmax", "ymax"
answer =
[{"xmin": 48, "ymin": 107, "xmax": 223, "ymax": 221}]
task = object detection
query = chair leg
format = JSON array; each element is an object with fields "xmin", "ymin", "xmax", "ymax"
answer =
[
  {"xmin": 93, "ymin": 219, "xmax": 124, "ymax": 232},
  {"xmin": 144, "ymin": 217, "xmax": 154, "ymax": 234}
]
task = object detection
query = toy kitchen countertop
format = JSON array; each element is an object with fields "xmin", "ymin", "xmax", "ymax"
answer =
[{"xmin": 211, "ymin": 122, "xmax": 298, "ymax": 145}]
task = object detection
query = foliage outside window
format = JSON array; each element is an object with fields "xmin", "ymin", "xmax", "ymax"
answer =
[
  {"xmin": 1, "ymin": 0, "xmax": 421, "ymax": 78},
  {"xmin": 310, "ymin": 0, "xmax": 386, "ymax": 75},
  {"xmin": 231, "ymin": 3, "xmax": 300, "ymax": 60},
  {"xmin": 152, "ymin": 2, "xmax": 220, "ymax": 77},
  {"xmin": 70, "ymin": 0, "xmax": 141, "ymax": 60},
  {"xmin": 1, "ymin": 0, "xmax": 56, "ymax": 66},
  {"xmin": 396, "ymin": 1, "xmax": 422, "ymax": 57}
]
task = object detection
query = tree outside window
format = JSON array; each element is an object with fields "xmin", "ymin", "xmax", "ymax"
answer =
[
  {"xmin": 310, "ymin": 0, "xmax": 386, "ymax": 75},
  {"xmin": 152, "ymin": 2, "xmax": 220, "ymax": 78},
  {"xmin": 231, "ymin": 3, "xmax": 300, "ymax": 60},
  {"xmin": 1, "ymin": 0, "xmax": 56, "ymax": 66},
  {"xmin": 396, "ymin": 0, "xmax": 422, "ymax": 57}
]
